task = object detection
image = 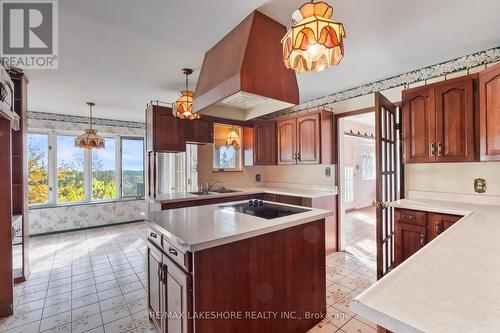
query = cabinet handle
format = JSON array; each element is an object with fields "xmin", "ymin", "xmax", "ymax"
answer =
[
  {"xmin": 297, "ymin": 152, "xmax": 300, "ymax": 161},
  {"xmin": 401, "ymin": 214, "xmax": 416, "ymax": 221},
  {"xmin": 435, "ymin": 221, "xmax": 441, "ymax": 236},
  {"xmin": 430, "ymin": 143, "xmax": 436, "ymax": 157},
  {"xmin": 150, "ymin": 232, "xmax": 157, "ymax": 239},
  {"xmin": 157, "ymin": 265, "xmax": 162, "ymax": 282},
  {"xmin": 437, "ymin": 142, "xmax": 443, "ymax": 157},
  {"xmin": 168, "ymin": 247, "xmax": 178, "ymax": 256},
  {"xmin": 420, "ymin": 234, "xmax": 425, "ymax": 247},
  {"xmin": 292, "ymin": 153, "xmax": 296, "ymax": 161}
]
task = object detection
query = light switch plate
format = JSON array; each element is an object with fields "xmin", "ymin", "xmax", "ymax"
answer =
[{"xmin": 474, "ymin": 178, "xmax": 486, "ymax": 193}]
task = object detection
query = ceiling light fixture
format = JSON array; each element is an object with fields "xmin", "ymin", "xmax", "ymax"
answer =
[
  {"xmin": 174, "ymin": 68, "xmax": 200, "ymax": 120},
  {"xmin": 225, "ymin": 127, "xmax": 241, "ymax": 150},
  {"xmin": 75, "ymin": 102, "xmax": 105, "ymax": 149},
  {"xmin": 281, "ymin": 1, "xmax": 346, "ymax": 73}
]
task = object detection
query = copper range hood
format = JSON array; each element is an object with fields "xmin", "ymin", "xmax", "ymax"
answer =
[{"xmin": 194, "ymin": 11, "xmax": 299, "ymax": 121}]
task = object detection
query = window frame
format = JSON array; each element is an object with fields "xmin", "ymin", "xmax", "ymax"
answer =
[
  {"xmin": 212, "ymin": 124, "xmax": 243, "ymax": 172},
  {"xmin": 27, "ymin": 129, "xmax": 145, "ymax": 208},
  {"xmin": 27, "ymin": 132, "xmax": 51, "ymax": 207}
]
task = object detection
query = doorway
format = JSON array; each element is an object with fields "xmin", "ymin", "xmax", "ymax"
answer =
[{"xmin": 337, "ymin": 111, "xmax": 377, "ymax": 261}]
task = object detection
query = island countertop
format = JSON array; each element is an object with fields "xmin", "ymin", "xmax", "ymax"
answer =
[
  {"xmin": 143, "ymin": 200, "xmax": 333, "ymax": 253},
  {"xmin": 351, "ymin": 192, "xmax": 500, "ymax": 333}
]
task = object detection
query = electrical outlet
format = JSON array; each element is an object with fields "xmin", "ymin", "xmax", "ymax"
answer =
[{"xmin": 474, "ymin": 178, "xmax": 486, "ymax": 193}]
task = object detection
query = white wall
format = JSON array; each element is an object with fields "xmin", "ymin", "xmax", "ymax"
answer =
[{"xmin": 344, "ymin": 136, "xmax": 376, "ymax": 209}]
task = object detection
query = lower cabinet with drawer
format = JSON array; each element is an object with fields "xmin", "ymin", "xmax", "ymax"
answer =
[{"xmin": 394, "ymin": 208, "xmax": 462, "ymax": 266}]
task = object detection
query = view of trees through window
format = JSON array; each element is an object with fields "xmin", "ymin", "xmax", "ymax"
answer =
[
  {"xmin": 92, "ymin": 138, "xmax": 116, "ymax": 200},
  {"xmin": 28, "ymin": 133, "xmax": 49, "ymax": 205},
  {"xmin": 57, "ymin": 135, "xmax": 85, "ymax": 203},
  {"xmin": 27, "ymin": 132, "xmax": 144, "ymax": 206}
]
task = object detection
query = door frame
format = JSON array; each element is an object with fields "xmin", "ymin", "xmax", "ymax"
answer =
[{"xmin": 334, "ymin": 107, "xmax": 375, "ymax": 252}]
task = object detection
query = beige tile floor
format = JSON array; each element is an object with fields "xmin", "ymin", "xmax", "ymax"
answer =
[{"xmin": 0, "ymin": 222, "xmax": 377, "ymax": 333}]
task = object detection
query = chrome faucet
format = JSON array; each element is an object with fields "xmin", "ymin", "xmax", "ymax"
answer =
[{"xmin": 202, "ymin": 180, "xmax": 221, "ymax": 193}]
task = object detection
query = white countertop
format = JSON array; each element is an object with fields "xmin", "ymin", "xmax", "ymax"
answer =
[
  {"xmin": 151, "ymin": 186, "xmax": 337, "ymax": 204},
  {"xmin": 351, "ymin": 194, "xmax": 500, "ymax": 333},
  {"xmin": 144, "ymin": 200, "xmax": 333, "ymax": 252}
]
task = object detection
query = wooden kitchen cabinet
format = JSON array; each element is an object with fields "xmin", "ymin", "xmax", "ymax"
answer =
[
  {"xmin": 395, "ymin": 208, "xmax": 463, "ymax": 266},
  {"xmin": 146, "ymin": 104, "xmax": 186, "ymax": 152},
  {"xmin": 163, "ymin": 256, "xmax": 192, "ymax": 333},
  {"xmin": 479, "ymin": 63, "xmax": 500, "ymax": 161},
  {"xmin": 402, "ymin": 75, "xmax": 476, "ymax": 163},
  {"xmin": 148, "ymin": 245, "xmax": 163, "ymax": 331},
  {"xmin": 253, "ymin": 121, "xmax": 276, "ymax": 165},
  {"xmin": 277, "ymin": 109, "xmax": 332, "ymax": 165},
  {"xmin": 427, "ymin": 213, "xmax": 461, "ymax": 241},
  {"xmin": 394, "ymin": 209, "xmax": 427, "ymax": 265},
  {"xmin": 277, "ymin": 117, "xmax": 297, "ymax": 164},
  {"xmin": 184, "ymin": 118, "xmax": 213, "ymax": 144}
]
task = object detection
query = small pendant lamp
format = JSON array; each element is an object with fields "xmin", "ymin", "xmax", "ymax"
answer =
[{"xmin": 75, "ymin": 102, "xmax": 105, "ymax": 149}]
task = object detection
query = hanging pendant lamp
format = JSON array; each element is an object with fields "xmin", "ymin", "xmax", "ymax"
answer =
[
  {"xmin": 225, "ymin": 127, "xmax": 241, "ymax": 150},
  {"xmin": 174, "ymin": 68, "xmax": 200, "ymax": 120},
  {"xmin": 281, "ymin": 1, "xmax": 346, "ymax": 73},
  {"xmin": 75, "ymin": 102, "xmax": 105, "ymax": 149}
]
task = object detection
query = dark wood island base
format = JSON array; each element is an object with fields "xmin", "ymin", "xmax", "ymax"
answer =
[{"xmin": 148, "ymin": 219, "xmax": 326, "ymax": 333}]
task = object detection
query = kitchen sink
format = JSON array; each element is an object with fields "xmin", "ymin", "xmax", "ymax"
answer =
[{"xmin": 188, "ymin": 191, "xmax": 217, "ymax": 195}]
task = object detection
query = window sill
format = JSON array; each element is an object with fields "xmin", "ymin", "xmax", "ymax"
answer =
[{"xmin": 28, "ymin": 197, "xmax": 145, "ymax": 210}]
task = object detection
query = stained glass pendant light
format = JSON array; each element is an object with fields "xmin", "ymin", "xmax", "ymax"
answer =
[
  {"xmin": 225, "ymin": 127, "xmax": 240, "ymax": 150},
  {"xmin": 174, "ymin": 68, "xmax": 200, "ymax": 120},
  {"xmin": 281, "ymin": 1, "xmax": 346, "ymax": 73},
  {"xmin": 75, "ymin": 102, "xmax": 105, "ymax": 149}
]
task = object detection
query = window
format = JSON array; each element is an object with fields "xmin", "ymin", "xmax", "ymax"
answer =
[
  {"xmin": 92, "ymin": 138, "xmax": 116, "ymax": 200},
  {"xmin": 28, "ymin": 133, "xmax": 49, "ymax": 205},
  {"xmin": 57, "ymin": 135, "xmax": 85, "ymax": 203},
  {"xmin": 213, "ymin": 124, "xmax": 242, "ymax": 171},
  {"xmin": 28, "ymin": 131, "xmax": 145, "ymax": 207},
  {"xmin": 362, "ymin": 152, "xmax": 376, "ymax": 180},
  {"xmin": 121, "ymin": 138, "xmax": 144, "ymax": 198}
]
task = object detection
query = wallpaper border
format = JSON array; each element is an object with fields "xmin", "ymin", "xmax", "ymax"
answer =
[
  {"xmin": 268, "ymin": 46, "xmax": 500, "ymax": 118},
  {"xmin": 28, "ymin": 111, "xmax": 145, "ymax": 129}
]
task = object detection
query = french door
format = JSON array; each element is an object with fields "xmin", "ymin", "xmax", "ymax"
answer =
[{"xmin": 375, "ymin": 92, "xmax": 402, "ymax": 279}]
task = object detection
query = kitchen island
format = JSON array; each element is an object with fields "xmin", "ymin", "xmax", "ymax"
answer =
[
  {"xmin": 351, "ymin": 191, "xmax": 500, "ymax": 333},
  {"xmin": 144, "ymin": 199, "xmax": 333, "ymax": 333}
]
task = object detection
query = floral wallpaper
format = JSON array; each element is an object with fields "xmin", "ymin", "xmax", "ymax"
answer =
[
  {"xmin": 29, "ymin": 200, "xmax": 148, "ymax": 235},
  {"xmin": 27, "ymin": 113, "xmax": 147, "ymax": 235}
]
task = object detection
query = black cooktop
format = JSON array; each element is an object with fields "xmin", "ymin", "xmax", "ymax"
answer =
[{"xmin": 221, "ymin": 200, "xmax": 311, "ymax": 219}]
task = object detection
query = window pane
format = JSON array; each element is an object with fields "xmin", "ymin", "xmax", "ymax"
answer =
[
  {"xmin": 212, "ymin": 124, "xmax": 242, "ymax": 170},
  {"xmin": 122, "ymin": 138, "xmax": 144, "ymax": 198},
  {"xmin": 57, "ymin": 135, "xmax": 85, "ymax": 203},
  {"xmin": 92, "ymin": 138, "xmax": 116, "ymax": 200},
  {"xmin": 28, "ymin": 133, "xmax": 49, "ymax": 205}
]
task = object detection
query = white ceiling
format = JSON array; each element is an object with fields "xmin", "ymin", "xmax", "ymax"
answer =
[{"xmin": 25, "ymin": 0, "xmax": 500, "ymax": 122}]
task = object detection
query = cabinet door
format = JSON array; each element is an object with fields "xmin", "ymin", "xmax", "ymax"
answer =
[
  {"xmin": 402, "ymin": 87, "xmax": 436, "ymax": 163},
  {"xmin": 147, "ymin": 246, "xmax": 163, "ymax": 330},
  {"xmin": 184, "ymin": 118, "xmax": 213, "ymax": 144},
  {"xmin": 479, "ymin": 63, "xmax": 500, "ymax": 161},
  {"xmin": 277, "ymin": 118, "xmax": 297, "ymax": 164},
  {"xmin": 297, "ymin": 113, "xmax": 321, "ymax": 164},
  {"xmin": 427, "ymin": 213, "xmax": 462, "ymax": 241},
  {"xmin": 395, "ymin": 222, "xmax": 426, "ymax": 266},
  {"xmin": 163, "ymin": 258, "xmax": 192, "ymax": 333},
  {"xmin": 152, "ymin": 105, "xmax": 186, "ymax": 152},
  {"xmin": 435, "ymin": 77, "xmax": 475, "ymax": 162},
  {"xmin": 253, "ymin": 121, "xmax": 276, "ymax": 165}
]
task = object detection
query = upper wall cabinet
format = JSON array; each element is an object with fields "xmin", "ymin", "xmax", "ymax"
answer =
[
  {"xmin": 184, "ymin": 118, "xmax": 213, "ymax": 144},
  {"xmin": 277, "ymin": 109, "xmax": 333, "ymax": 165},
  {"xmin": 146, "ymin": 104, "xmax": 213, "ymax": 152},
  {"xmin": 479, "ymin": 63, "xmax": 500, "ymax": 161},
  {"xmin": 146, "ymin": 104, "xmax": 186, "ymax": 152},
  {"xmin": 253, "ymin": 121, "xmax": 276, "ymax": 165},
  {"xmin": 402, "ymin": 75, "xmax": 476, "ymax": 163}
]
